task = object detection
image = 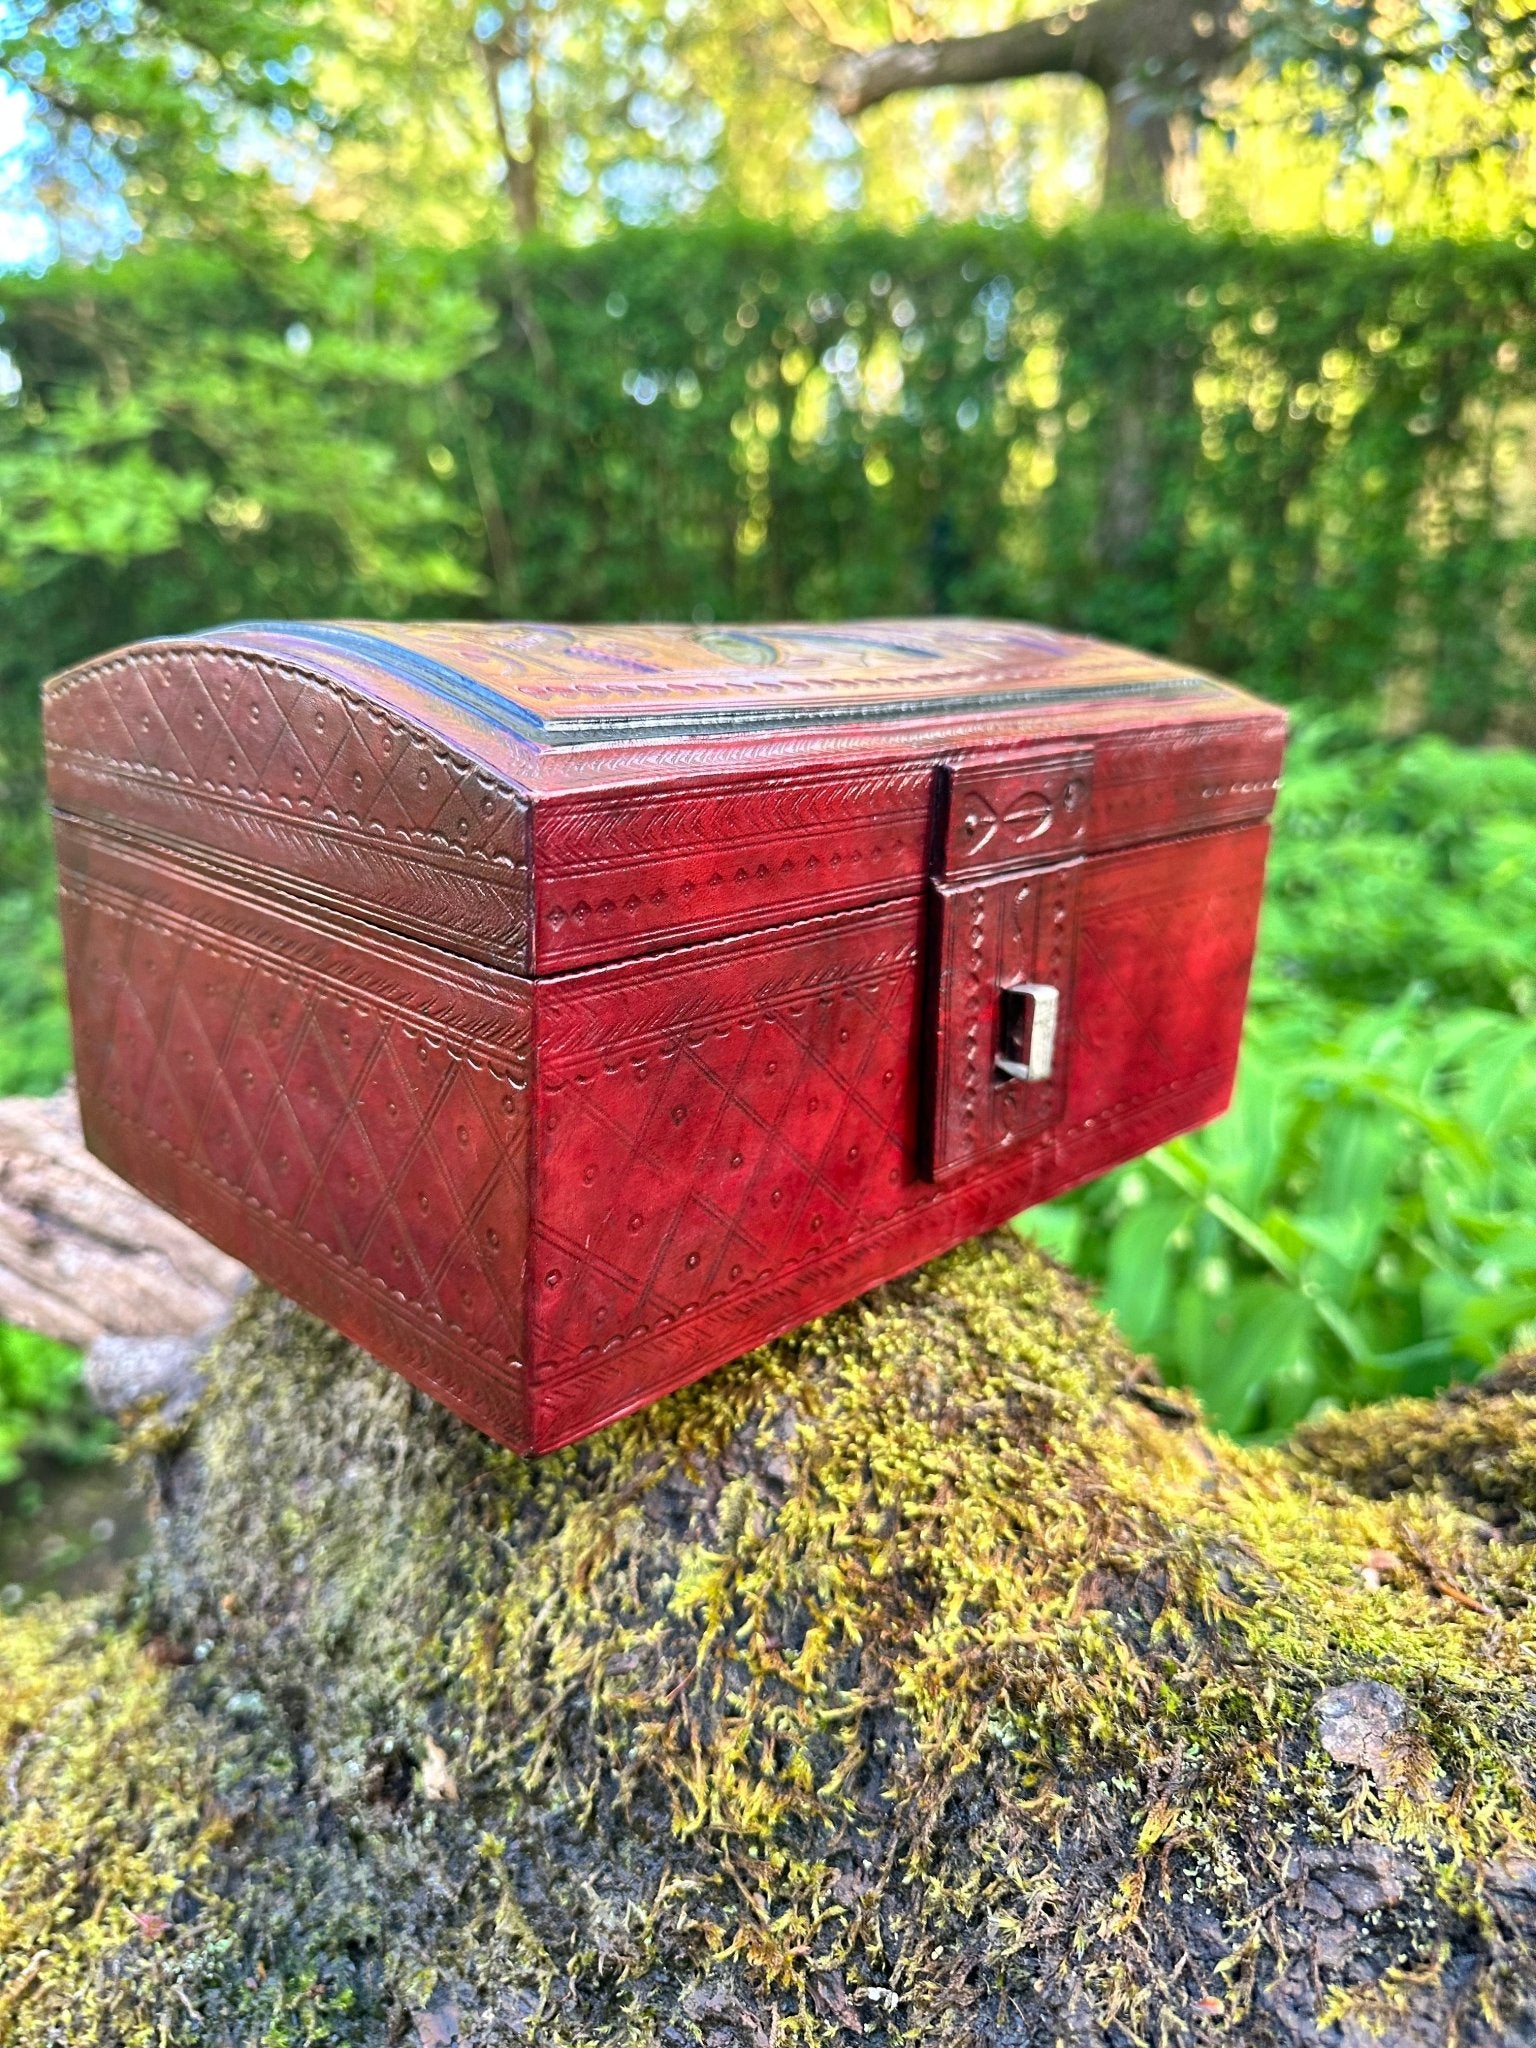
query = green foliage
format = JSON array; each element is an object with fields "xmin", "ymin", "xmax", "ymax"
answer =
[
  {"xmin": 2, "ymin": 0, "xmax": 337, "ymax": 262},
  {"xmin": 1258, "ymin": 719, "xmax": 1536, "ymax": 1015},
  {"xmin": 0, "ymin": 699, "xmax": 82, "ymax": 1480},
  {"xmin": 464, "ymin": 220, "xmax": 1535, "ymax": 739},
  {"xmin": 0, "ymin": 702, "xmax": 71, "ymax": 1097},
  {"xmin": 1249, "ymin": 0, "xmax": 1536, "ymax": 155},
  {"xmin": 1, "ymin": 217, "xmax": 1532, "ymax": 735},
  {"xmin": 0, "ymin": 1324, "xmax": 97, "ymax": 1483},
  {"xmin": 1023, "ymin": 718, "xmax": 1536, "ymax": 1434},
  {"xmin": 0, "ymin": 873, "xmax": 70, "ymax": 1098},
  {"xmin": 0, "ymin": 240, "xmax": 490, "ymax": 691}
]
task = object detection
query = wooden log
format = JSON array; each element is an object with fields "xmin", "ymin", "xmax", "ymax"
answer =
[
  {"xmin": 0, "ymin": 1087, "xmax": 245, "ymax": 1346},
  {"xmin": 0, "ymin": 1234, "xmax": 1533, "ymax": 2046}
]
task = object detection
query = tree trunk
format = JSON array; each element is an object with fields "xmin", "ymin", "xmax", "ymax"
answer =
[
  {"xmin": 2, "ymin": 1233, "xmax": 1535, "ymax": 2044},
  {"xmin": 475, "ymin": 26, "xmax": 542, "ymax": 238},
  {"xmin": 504, "ymin": 129, "xmax": 541, "ymax": 240},
  {"xmin": 1101, "ymin": 87, "xmax": 1174, "ymax": 211}
]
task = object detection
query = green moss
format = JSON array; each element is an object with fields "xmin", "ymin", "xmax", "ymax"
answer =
[
  {"xmin": 4, "ymin": 1236, "xmax": 1536, "ymax": 2042},
  {"xmin": 0, "ymin": 1601, "xmax": 223, "ymax": 2044},
  {"xmin": 1296, "ymin": 1354, "xmax": 1536, "ymax": 1526}
]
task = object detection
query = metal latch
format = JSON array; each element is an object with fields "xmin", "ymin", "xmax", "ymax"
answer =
[
  {"xmin": 996, "ymin": 982, "xmax": 1059, "ymax": 1084},
  {"xmin": 922, "ymin": 743, "xmax": 1092, "ymax": 1180},
  {"xmin": 923, "ymin": 862, "xmax": 1080, "ymax": 1178}
]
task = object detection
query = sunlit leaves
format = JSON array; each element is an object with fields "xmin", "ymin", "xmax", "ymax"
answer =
[{"xmin": 1, "ymin": 0, "xmax": 1533, "ymax": 254}]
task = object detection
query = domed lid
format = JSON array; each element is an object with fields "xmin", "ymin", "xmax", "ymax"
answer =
[{"xmin": 215, "ymin": 616, "xmax": 1224, "ymax": 749}]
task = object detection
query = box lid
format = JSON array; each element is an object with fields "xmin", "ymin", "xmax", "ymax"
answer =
[{"xmin": 43, "ymin": 618, "xmax": 1284, "ymax": 974}]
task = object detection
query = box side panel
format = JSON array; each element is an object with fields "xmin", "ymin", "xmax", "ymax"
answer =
[
  {"xmin": 44, "ymin": 642, "xmax": 532, "ymax": 971},
  {"xmin": 525, "ymin": 814, "xmax": 1270, "ymax": 1453},
  {"xmin": 529, "ymin": 762, "xmax": 934, "ymax": 970},
  {"xmin": 1055, "ymin": 822, "xmax": 1271, "ymax": 1186},
  {"xmin": 528, "ymin": 709, "xmax": 1285, "ymax": 973},
  {"xmin": 1083, "ymin": 715, "xmax": 1285, "ymax": 854},
  {"xmin": 527, "ymin": 898, "xmax": 932, "ymax": 1440},
  {"xmin": 56, "ymin": 819, "xmax": 533, "ymax": 1450}
]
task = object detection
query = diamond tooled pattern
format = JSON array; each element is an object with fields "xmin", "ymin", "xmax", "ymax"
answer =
[
  {"xmin": 49, "ymin": 644, "xmax": 525, "ymax": 864},
  {"xmin": 45, "ymin": 644, "xmax": 530, "ymax": 961},
  {"xmin": 64, "ymin": 868, "xmax": 529, "ymax": 1370},
  {"xmin": 532, "ymin": 918, "xmax": 919, "ymax": 1368}
]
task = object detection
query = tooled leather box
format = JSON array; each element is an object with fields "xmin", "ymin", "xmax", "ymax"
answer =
[{"xmin": 43, "ymin": 619, "xmax": 1285, "ymax": 1453}]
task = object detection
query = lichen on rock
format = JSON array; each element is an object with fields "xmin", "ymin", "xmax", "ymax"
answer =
[{"xmin": 2, "ymin": 1231, "xmax": 1535, "ymax": 2044}]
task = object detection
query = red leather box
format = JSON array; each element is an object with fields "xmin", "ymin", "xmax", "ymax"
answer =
[{"xmin": 44, "ymin": 620, "xmax": 1284, "ymax": 1452}]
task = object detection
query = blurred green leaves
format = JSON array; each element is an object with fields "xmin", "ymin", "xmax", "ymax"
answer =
[
  {"xmin": 0, "ymin": 880, "xmax": 68, "ymax": 1098},
  {"xmin": 1258, "ymin": 721, "xmax": 1536, "ymax": 1014},
  {"xmin": 1, "ymin": 0, "xmax": 338, "ymax": 262},
  {"xmin": 0, "ymin": 242, "xmax": 494, "ymax": 692},
  {"xmin": 0, "ymin": 1323, "xmax": 96, "ymax": 1485},
  {"xmin": 0, "ymin": 707, "xmax": 69, "ymax": 1098},
  {"xmin": 2, "ymin": 219, "xmax": 1535, "ymax": 736},
  {"xmin": 1022, "ymin": 721, "xmax": 1536, "ymax": 1435}
]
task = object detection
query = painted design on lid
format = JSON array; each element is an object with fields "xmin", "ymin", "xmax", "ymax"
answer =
[
  {"xmin": 393, "ymin": 619, "xmax": 1077, "ymax": 684},
  {"xmin": 216, "ymin": 618, "xmax": 1217, "ymax": 748}
]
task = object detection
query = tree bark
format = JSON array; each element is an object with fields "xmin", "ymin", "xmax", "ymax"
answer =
[
  {"xmin": 821, "ymin": 0, "xmax": 1245, "ymax": 209},
  {"xmin": 2, "ymin": 1231, "xmax": 1534, "ymax": 2043}
]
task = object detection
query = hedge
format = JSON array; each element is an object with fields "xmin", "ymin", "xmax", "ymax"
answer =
[{"xmin": 1, "ymin": 215, "xmax": 1532, "ymax": 739}]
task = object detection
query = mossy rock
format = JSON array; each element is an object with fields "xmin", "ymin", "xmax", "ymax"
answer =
[{"xmin": 3, "ymin": 1231, "xmax": 1536, "ymax": 2045}]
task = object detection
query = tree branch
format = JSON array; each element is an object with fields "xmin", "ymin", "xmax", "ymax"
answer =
[
  {"xmin": 820, "ymin": 0, "xmax": 1245, "ymax": 116},
  {"xmin": 821, "ymin": 14, "xmax": 1103, "ymax": 114}
]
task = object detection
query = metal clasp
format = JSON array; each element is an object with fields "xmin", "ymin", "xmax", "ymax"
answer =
[
  {"xmin": 923, "ymin": 743, "xmax": 1091, "ymax": 1178},
  {"xmin": 924, "ymin": 865, "xmax": 1079, "ymax": 1177},
  {"xmin": 996, "ymin": 982, "xmax": 1059, "ymax": 1083}
]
